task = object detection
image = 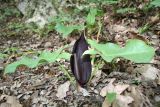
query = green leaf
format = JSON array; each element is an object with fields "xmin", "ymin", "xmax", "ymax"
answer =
[
  {"xmin": 55, "ymin": 23, "xmax": 85, "ymax": 37},
  {"xmin": 138, "ymin": 23, "xmax": 150, "ymax": 34},
  {"xmin": 0, "ymin": 53, "xmax": 8, "ymax": 59},
  {"xmin": 88, "ymin": 0, "xmax": 118, "ymax": 4},
  {"xmin": 150, "ymin": 0, "xmax": 160, "ymax": 7},
  {"xmin": 57, "ymin": 52, "xmax": 71, "ymax": 61},
  {"xmin": 102, "ymin": 0, "xmax": 118, "ymax": 4},
  {"xmin": 86, "ymin": 8, "xmax": 97, "ymax": 25},
  {"xmin": 116, "ymin": 8, "xmax": 136, "ymax": 14},
  {"xmin": 106, "ymin": 92, "xmax": 116, "ymax": 103},
  {"xmin": 86, "ymin": 39, "xmax": 155, "ymax": 63},
  {"xmin": 5, "ymin": 47, "xmax": 71, "ymax": 74},
  {"xmin": 5, "ymin": 57, "xmax": 39, "ymax": 74}
]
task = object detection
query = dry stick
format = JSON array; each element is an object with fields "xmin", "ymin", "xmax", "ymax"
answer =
[
  {"xmin": 5, "ymin": 54, "xmax": 16, "ymax": 64},
  {"xmin": 134, "ymin": 63, "xmax": 157, "ymax": 65},
  {"xmin": 96, "ymin": 20, "xmax": 102, "ymax": 42}
]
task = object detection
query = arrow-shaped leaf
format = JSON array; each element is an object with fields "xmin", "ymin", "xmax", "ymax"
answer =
[
  {"xmin": 5, "ymin": 47, "xmax": 71, "ymax": 74},
  {"xmin": 84, "ymin": 39, "xmax": 155, "ymax": 63}
]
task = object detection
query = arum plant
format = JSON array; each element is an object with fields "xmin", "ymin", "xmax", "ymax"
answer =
[{"xmin": 70, "ymin": 35, "xmax": 92, "ymax": 88}]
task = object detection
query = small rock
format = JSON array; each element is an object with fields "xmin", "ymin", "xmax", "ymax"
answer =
[
  {"xmin": 79, "ymin": 87, "xmax": 90, "ymax": 96},
  {"xmin": 94, "ymin": 89, "xmax": 99, "ymax": 94},
  {"xmin": 0, "ymin": 59, "xmax": 4, "ymax": 69},
  {"xmin": 44, "ymin": 42, "xmax": 52, "ymax": 48},
  {"xmin": 56, "ymin": 81, "xmax": 70, "ymax": 99},
  {"xmin": 30, "ymin": 44, "xmax": 40, "ymax": 48},
  {"xmin": 155, "ymin": 95, "xmax": 160, "ymax": 102},
  {"xmin": 0, "ymin": 103, "xmax": 11, "ymax": 107},
  {"xmin": 12, "ymin": 42, "xmax": 18, "ymax": 46},
  {"xmin": 23, "ymin": 95, "xmax": 30, "ymax": 100},
  {"xmin": 40, "ymin": 90, "xmax": 46, "ymax": 95},
  {"xmin": 7, "ymin": 40, "xmax": 12, "ymax": 45},
  {"xmin": 26, "ymin": 91, "xmax": 33, "ymax": 95},
  {"xmin": 66, "ymin": 91, "xmax": 73, "ymax": 96},
  {"xmin": 142, "ymin": 65, "xmax": 160, "ymax": 80},
  {"xmin": 46, "ymin": 91, "xmax": 51, "ymax": 96},
  {"xmin": 17, "ymin": 94, "xmax": 23, "ymax": 99}
]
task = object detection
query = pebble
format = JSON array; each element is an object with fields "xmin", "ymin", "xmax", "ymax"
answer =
[
  {"xmin": 7, "ymin": 40, "xmax": 12, "ymax": 45},
  {"xmin": 23, "ymin": 94, "xmax": 30, "ymax": 100},
  {"xmin": 44, "ymin": 42, "xmax": 52, "ymax": 48},
  {"xmin": 40, "ymin": 90, "xmax": 46, "ymax": 95},
  {"xmin": 155, "ymin": 95, "xmax": 160, "ymax": 102}
]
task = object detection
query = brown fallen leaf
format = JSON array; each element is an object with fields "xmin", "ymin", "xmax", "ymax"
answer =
[
  {"xmin": 135, "ymin": 65, "xmax": 160, "ymax": 81},
  {"xmin": 142, "ymin": 66, "xmax": 160, "ymax": 80},
  {"xmin": 102, "ymin": 99, "xmax": 111, "ymax": 107},
  {"xmin": 56, "ymin": 81, "xmax": 70, "ymax": 99},
  {"xmin": 129, "ymin": 86, "xmax": 143, "ymax": 107},
  {"xmin": 128, "ymin": 86, "xmax": 153, "ymax": 107},
  {"xmin": 0, "ymin": 95, "xmax": 22, "ymax": 107},
  {"xmin": 91, "ymin": 70, "xmax": 102, "ymax": 86},
  {"xmin": 109, "ymin": 25, "xmax": 126, "ymax": 33},
  {"xmin": 126, "ymin": 31, "xmax": 148, "ymax": 43},
  {"xmin": 77, "ymin": 85, "xmax": 90, "ymax": 96},
  {"xmin": 112, "ymin": 95, "xmax": 134, "ymax": 107},
  {"xmin": 100, "ymin": 78, "xmax": 129, "ymax": 97}
]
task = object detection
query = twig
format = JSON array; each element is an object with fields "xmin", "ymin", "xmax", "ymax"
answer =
[
  {"xmin": 96, "ymin": 20, "xmax": 102, "ymax": 42},
  {"xmin": 57, "ymin": 62, "xmax": 74, "ymax": 85}
]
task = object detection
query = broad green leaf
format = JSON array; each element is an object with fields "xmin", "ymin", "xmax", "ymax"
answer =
[
  {"xmin": 5, "ymin": 57, "xmax": 39, "ymax": 74},
  {"xmin": 86, "ymin": 39, "xmax": 155, "ymax": 63},
  {"xmin": 39, "ymin": 50, "xmax": 60, "ymax": 63},
  {"xmin": 55, "ymin": 23, "xmax": 85, "ymax": 37},
  {"xmin": 106, "ymin": 92, "xmax": 116, "ymax": 103},
  {"xmin": 5, "ymin": 48, "xmax": 71, "ymax": 74},
  {"xmin": 86, "ymin": 8, "xmax": 97, "ymax": 25},
  {"xmin": 58, "ymin": 52, "xmax": 71, "ymax": 60},
  {"xmin": 150, "ymin": 0, "xmax": 160, "ymax": 7}
]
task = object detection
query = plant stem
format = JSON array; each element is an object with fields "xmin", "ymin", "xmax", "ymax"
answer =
[{"xmin": 58, "ymin": 62, "xmax": 74, "ymax": 84}]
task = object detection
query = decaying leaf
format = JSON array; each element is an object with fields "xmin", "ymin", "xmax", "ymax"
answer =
[
  {"xmin": 102, "ymin": 83, "xmax": 133, "ymax": 107},
  {"xmin": 100, "ymin": 78, "xmax": 115, "ymax": 97},
  {"xmin": 91, "ymin": 70, "xmax": 102, "ymax": 85},
  {"xmin": 56, "ymin": 81, "xmax": 70, "ymax": 99},
  {"xmin": 112, "ymin": 95, "xmax": 134, "ymax": 107},
  {"xmin": 0, "ymin": 95, "xmax": 22, "ymax": 107},
  {"xmin": 129, "ymin": 86, "xmax": 143, "ymax": 107},
  {"xmin": 102, "ymin": 99, "xmax": 111, "ymax": 107},
  {"xmin": 100, "ymin": 78, "xmax": 129, "ymax": 97},
  {"xmin": 70, "ymin": 35, "xmax": 92, "ymax": 88},
  {"xmin": 77, "ymin": 85, "xmax": 90, "ymax": 96},
  {"xmin": 141, "ymin": 65, "xmax": 160, "ymax": 80},
  {"xmin": 134, "ymin": 65, "xmax": 160, "ymax": 81}
]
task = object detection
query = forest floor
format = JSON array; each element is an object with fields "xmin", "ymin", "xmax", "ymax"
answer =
[{"xmin": 0, "ymin": 1, "xmax": 160, "ymax": 107}]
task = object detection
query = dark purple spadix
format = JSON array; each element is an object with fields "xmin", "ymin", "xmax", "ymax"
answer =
[{"xmin": 70, "ymin": 35, "xmax": 92, "ymax": 88}]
